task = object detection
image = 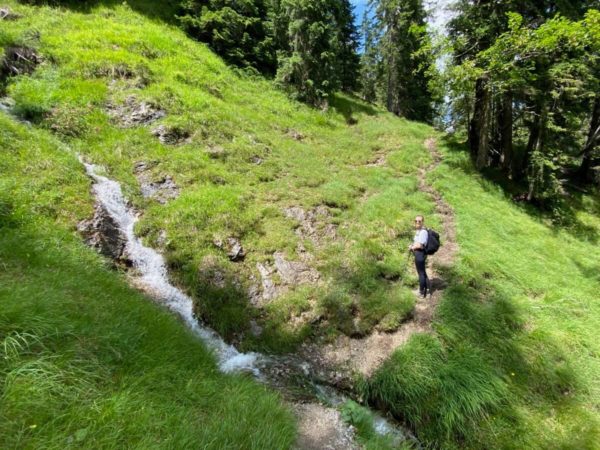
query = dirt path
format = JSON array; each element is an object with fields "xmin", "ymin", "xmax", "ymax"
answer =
[{"xmin": 299, "ymin": 137, "xmax": 458, "ymax": 382}]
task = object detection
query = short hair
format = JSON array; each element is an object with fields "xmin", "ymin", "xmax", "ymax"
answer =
[{"xmin": 415, "ymin": 215, "xmax": 424, "ymax": 221}]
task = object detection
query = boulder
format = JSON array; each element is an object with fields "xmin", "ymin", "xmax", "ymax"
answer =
[
  {"xmin": 213, "ymin": 236, "xmax": 246, "ymax": 261},
  {"xmin": 78, "ymin": 204, "xmax": 127, "ymax": 261}
]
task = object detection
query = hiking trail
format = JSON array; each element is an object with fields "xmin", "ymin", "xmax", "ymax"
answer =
[{"xmin": 299, "ymin": 137, "xmax": 458, "ymax": 381}]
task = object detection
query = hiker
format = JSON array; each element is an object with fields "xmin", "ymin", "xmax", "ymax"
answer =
[{"xmin": 409, "ymin": 215, "xmax": 429, "ymax": 298}]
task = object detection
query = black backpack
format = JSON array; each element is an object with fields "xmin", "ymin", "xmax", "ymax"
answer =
[{"xmin": 425, "ymin": 228, "xmax": 440, "ymax": 255}]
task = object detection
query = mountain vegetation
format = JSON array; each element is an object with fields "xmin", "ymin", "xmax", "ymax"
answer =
[{"xmin": 1, "ymin": 0, "xmax": 600, "ymax": 449}]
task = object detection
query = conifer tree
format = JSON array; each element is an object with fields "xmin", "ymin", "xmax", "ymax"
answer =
[
  {"xmin": 374, "ymin": 0, "xmax": 434, "ymax": 122},
  {"xmin": 275, "ymin": 0, "xmax": 341, "ymax": 105}
]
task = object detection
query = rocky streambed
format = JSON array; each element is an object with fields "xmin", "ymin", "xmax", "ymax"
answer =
[{"xmin": 79, "ymin": 159, "xmax": 415, "ymax": 450}]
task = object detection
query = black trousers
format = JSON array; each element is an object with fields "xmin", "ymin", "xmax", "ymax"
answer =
[{"xmin": 414, "ymin": 250, "xmax": 429, "ymax": 295}]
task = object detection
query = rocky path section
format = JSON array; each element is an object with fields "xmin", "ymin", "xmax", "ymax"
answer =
[{"xmin": 300, "ymin": 137, "xmax": 458, "ymax": 381}]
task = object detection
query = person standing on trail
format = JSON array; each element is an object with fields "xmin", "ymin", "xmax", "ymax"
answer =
[{"xmin": 409, "ymin": 215, "xmax": 429, "ymax": 298}]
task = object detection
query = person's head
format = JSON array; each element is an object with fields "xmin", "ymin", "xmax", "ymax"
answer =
[{"xmin": 414, "ymin": 215, "xmax": 424, "ymax": 230}]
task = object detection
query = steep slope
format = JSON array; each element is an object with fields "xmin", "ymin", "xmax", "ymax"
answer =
[
  {"xmin": 2, "ymin": 1, "xmax": 600, "ymax": 450},
  {"xmin": 0, "ymin": 112, "xmax": 296, "ymax": 449},
  {"xmin": 0, "ymin": 0, "xmax": 435, "ymax": 355}
]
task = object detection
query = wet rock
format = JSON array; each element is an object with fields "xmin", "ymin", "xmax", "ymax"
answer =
[
  {"xmin": 151, "ymin": 124, "xmax": 190, "ymax": 145},
  {"xmin": 107, "ymin": 95, "xmax": 165, "ymax": 128},
  {"xmin": 0, "ymin": 7, "xmax": 21, "ymax": 20},
  {"xmin": 213, "ymin": 236, "xmax": 246, "ymax": 262},
  {"xmin": 1, "ymin": 46, "xmax": 41, "ymax": 81},
  {"xmin": 78, "ymin": 204, "xmax": 127, "ymax": 262}
]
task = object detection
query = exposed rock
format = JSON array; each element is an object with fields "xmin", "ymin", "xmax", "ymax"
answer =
[
  {"xmin": 284, "ymin": 205, "xmax": 337, "ymax": 247},
  {"xmin": 0, "ymin": 7, "xmax": 21, "ymax": 20},
  {"xmin": 287, "ymin": 129, "xmax": 305, "ymax": 141},
  {"xmin": 133, "ymin": 160, "xmax": 154, "ymax": 173},
  {"xmin": 151, "ymin": 124, "xmax": 190, "ymax": 145},
  {"xmin": 255, "ymin": 261, "xmax": 278, "ymax": 303},
  {"xmin": 1, "ymin": 46, "xmax": 41, "ymax": 81},
  {"xmin": 213, "ymin": 236, "xmax": 246, "ymax": 262},
  {"xmin": 156, "ymin": 229, "xmax": 168, "ymax": 248},
  {"xmin": 134, "ymin": 161, "xmax": 179, "ymax": 204},
  {"xmin": 252, "ymin": 252, "xmax": 320, "ymax": 304},
  {"xmin": 274, "ymin": 251, "xmax": 319, "ymax": 285},
  {"xmin": 78, "ymin": 204, "xmax": 128, "ymax": 262},
  {"xmin": 250, "ymin": 155, "xmax": 263, "ymax": 165},
  {"xmin": 139, "ymin": 175, "xmax": 179, "ymax": 204},
  {"xmin": 293, "ymin": 403, "xmax": 358, "ymax": 450},
  {"xmin": 107, "ymin": 95, "xmax": 165, "ymax": 128},
  {"xmin": 249, "ymin": 320, "xmax": 263, "ymax": 337}
]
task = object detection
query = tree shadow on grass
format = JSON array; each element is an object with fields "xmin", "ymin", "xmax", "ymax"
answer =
[
  {"xmin": 329, "ymin": 94, "xmax": 378, "ymax": 125},
  {"xmin": 363, "ymin": 263, "xmax": 599, "ymax": 448},
  {"xmin": 439, "ymin": 135, "xmax": 599, "ymax": 245},
  {"xmin": 19, "ymin": 0, "xmax": 181, "ymax": 22}
]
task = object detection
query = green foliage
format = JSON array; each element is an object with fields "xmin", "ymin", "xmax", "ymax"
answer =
[
  {"xmin": 178, "ymin": 0, "xmax": 360, "ymax": 104},
  {"xmin": 275, "ymin": 0, "xmax": 341, "ymax": 105},
  {"xmin": 446, "ymin": 1, "xmax": 600, "ymax": 204},
  {"xmin": 364, "ymin": 138, "xmax": 600, "ymax": 448},
  {"xmin": 178, "ymin": 0, "xmax": 277, "ymax": 73},
  {"xmin": 359, "ymin": 0, "xmax": 437, "ymax": 122},
  {"xmin": 0, "ymin": 113, "xmax": 296, "ymax": 449}
]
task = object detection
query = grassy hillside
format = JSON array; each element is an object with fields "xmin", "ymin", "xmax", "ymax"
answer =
[
  {"xmin": 364, "ymin": 140, "xmax": 600, "ymax": 448},
  {"xmin": 0, "ymin": 113, "xmax": 295, "ymax": 448},
  {"xmin": 2, "ymin": 1, "xmax": 600, "ymax": 449},
  {"xmin": 1, "ymin": 0, "xmax": 437, "ymax": 354}
]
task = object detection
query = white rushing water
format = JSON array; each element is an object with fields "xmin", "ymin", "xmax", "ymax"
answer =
[
  {"xmin": 82, "ymin": 159, "xmax": 412, "ymax": 444},
  {"xmin": 82, "ymin": 160, "xmax": 261, "ymax": 374}
]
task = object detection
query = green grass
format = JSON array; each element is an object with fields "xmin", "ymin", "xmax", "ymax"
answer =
[
  {"xmin": 3, "ymin": 1, "xmax": 600, "ymax": 448},
  {"xmin": 363, "ymin": 137, "xmax": 600, "ymax": 449},
  {"xmin": 0, "ymin": 113, "xmax": 296, "ymax": 449},
  {"xmin": 1, "ymin": 0, "xmax": 434, "ymax": 353}
]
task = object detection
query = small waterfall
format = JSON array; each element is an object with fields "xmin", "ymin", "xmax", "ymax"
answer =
[
  {"xmin": 82, "ymin": 158, "xmax": 413, "ymax": 446},
  {"xmin": 82, "ymin": 160, "xmax": 261, "ymax": 374}
]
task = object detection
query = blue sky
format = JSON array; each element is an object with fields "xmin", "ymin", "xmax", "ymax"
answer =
[
  {"xmin": 349, "ymin": 0, "xmax": 455, "ymax": 30},
  {"xmin": 350, "ymin": 0, "xmax": 369, "ymax": 24}
]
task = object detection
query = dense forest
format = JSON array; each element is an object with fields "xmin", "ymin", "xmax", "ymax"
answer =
[{"xmin": 178, "ymin": 0, "xmax": 600, "ymax": 208}]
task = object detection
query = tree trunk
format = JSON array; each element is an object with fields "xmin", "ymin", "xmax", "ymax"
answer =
[
  {"xmin": 526, "ymin": 103, "xmax": 547, "ymax": 202},
  {"xmin": 499, "ymin": 92, "xmax": 514, "ymax": 176},
  {"xmin": 578, "ymin": 95, "xmax": 600, "ymax": 182},
  {"xmin": 469, "ymin": 75, "xmax": 491, "ymax": 169}
]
